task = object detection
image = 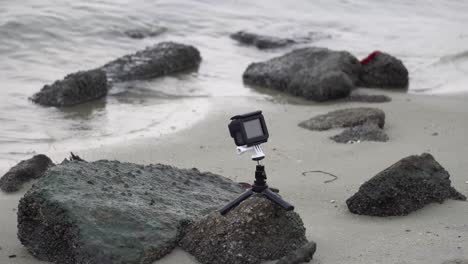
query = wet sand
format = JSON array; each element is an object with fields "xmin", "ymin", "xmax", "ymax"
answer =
[{"xmin": 1, "ymin": 89, "xmax": 467, "ymax": 264}]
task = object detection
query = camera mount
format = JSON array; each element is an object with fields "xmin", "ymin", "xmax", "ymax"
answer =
[
  {"xmin": 236, "ymin": 144, "xmax": 265, "ymax": 161},
  {"xmin": 220, "ymin": 111, "xmax": 294, "ymax": 215}
]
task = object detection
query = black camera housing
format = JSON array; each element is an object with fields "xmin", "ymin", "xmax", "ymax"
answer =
[{"xmin": 228, "ymin": 110, "xmax": 269, "ymax": 146}]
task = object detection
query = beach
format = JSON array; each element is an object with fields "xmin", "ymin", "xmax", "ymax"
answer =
[{"xmin": 1, "ymin": 89, "xmax": 467, "ymax": 263}]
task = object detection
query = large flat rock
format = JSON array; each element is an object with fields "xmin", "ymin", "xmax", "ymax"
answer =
[
  {"xmin": 101, "ymin": 41, "xmax": 201, "ymax": 82},
  {"xmin": 346, "ymin": 153, "xmax": 466, "ymax": 216},
  {"xmin": 17, "ymin": 160, "xmax": 243, "ymax": 264},
  {"xmin": 299, "ymin": 107, "xmax": 385, "ymax": 131},
  {"xmin": 243, "ymin": 47, "xmax": 361, "ymax": 101}
]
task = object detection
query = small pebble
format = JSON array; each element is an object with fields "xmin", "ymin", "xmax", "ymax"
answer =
[
  {"xmin": 9, "ymin": 255, "xmax": 16, "ymax": 258},
  {"xmin": 405, "ymin": 229, "xmax": 411, "ymax": 232},
  {"xmin": 330, "ymin": 200, "xmax": 336, "ymax": 203},
  {"xmin": 465, "ymin": 181, "xmax": 468, "ymax": 184},
  {"xmin": 86, "ymin": 180, "xmax": 94, "ymax": 185}
]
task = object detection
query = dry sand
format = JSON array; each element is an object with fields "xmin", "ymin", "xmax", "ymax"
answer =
[{"xmin": 1, "ymin": 89, "xmax": 467, "ymax": 264}]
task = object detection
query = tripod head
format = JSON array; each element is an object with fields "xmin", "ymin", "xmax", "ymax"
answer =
[{"xmin": 236, "ymin": 144, "xmax": 265, "ymax": 161}]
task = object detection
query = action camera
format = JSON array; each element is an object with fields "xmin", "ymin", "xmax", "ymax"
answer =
[{"xmin": 228, "ymin": 111, "xmax": 269, "ymax": 147}]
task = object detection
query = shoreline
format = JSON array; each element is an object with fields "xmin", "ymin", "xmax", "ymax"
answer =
[{"xmin": 1, "ymin": 89, "xmax": 468, "ymax": 263}]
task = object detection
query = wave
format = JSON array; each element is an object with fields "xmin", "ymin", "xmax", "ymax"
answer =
[{"xmin": 437, "ymin": 50, "xmax": 468, "ymax": 64}]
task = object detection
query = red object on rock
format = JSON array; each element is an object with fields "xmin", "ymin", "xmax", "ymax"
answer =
[{"xmin": 360, "ymin": 50, "xmax": 381, "ymax": 64}]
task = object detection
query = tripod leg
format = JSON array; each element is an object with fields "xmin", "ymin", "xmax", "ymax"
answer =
[
  {"xmin": 219, "ymin": 189, "xmax": 254, "ymax": 215},
  {"xmin": 262, "ymin": 188, "xmax": 294, "ymax": 211}
]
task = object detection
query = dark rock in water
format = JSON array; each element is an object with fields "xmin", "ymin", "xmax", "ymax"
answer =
[
  {"xmin": 101, "ymin": 41, "xmax": 201, "ymax": 82},
  {"xmin": 299, "ymin": 107, "xmax": 385, "ymax": 131},
  {"xmin": 275, "ymin": 241, "xmax": 317, "ymax": 264},
  {"xmin": 243, "ymin": 47, "xmax": 361, "ymax": 101},
  {"xmin": 346, "ymin": 93, "xmax": 392, "ymax": 103},
  {"xmin": 359, "ymin": 51, "xmax": 409, "ymax": 89},
  {"xmin": 179, "ymin": 195, "xmax": 310, "ymax": 264},
  {"xmin": 231, "ymin": 31, "xmax": 295, "ymax": 49},
  {"xmin": 346, "ymin": 153, "xmax": 467, "ymax": 216},
  {"xmin": 18, "ymin": 160, "xmax": 243, "ymax": 264},
  {"xmin": 331, "ymin": 122, "xmax": 389, "ymax": 143},
  {"xmin": 0, "ymin": 154, "xmax": 54, "ymax": 193},
  {"xmin": 124, "ymin": 27, "xmax": 167, "ymax": 39},
  {"xmin": 31, "ymin": 69, "xmax": 107, "ymax": 107}
]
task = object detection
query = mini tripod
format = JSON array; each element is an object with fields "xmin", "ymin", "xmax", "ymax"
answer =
[{"xmin": 219, "ymin": 145, "xmax": 294, "ymax": 215}]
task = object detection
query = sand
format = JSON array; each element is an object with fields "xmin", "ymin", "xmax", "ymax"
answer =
[{"xmin": 1, "ymin": 89, "xmax": 467, "ymax": 264}]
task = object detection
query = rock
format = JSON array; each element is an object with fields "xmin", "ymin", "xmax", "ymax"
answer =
[
  {"xmin": 101, "ymin": 42, "xmax": 201, "ymax": 82},
  {"xmin": 298, "ymin": 107, "xmax": 385, "ymax": 131},
  {"xmin": 18, "ymin": 160, "xmax": 243, "ymax": 264},
  {"xmin": 231, "ymin": 31, "xmax": 295, "ymax": 49},
  {"xmin": 331, "ymin": 122, "xmax": 389, "ymax": 143},
  {"xmin": 442, "ymin": 260, "xmax": 468, "ymax": 264},
  {"xmin": 124, "ymin": 27, "xmax": 167, "ymax": 39},
  {"xmin": 31, "ymin": 69, "xmax": 108, "ymax": 107},
  {"xmin": 275, "ymin": 241, "xmax": 317, "ymax": 264},
  {"xmin": 179, "ymin": 195, "xmax": 309, "ymax": 264},
  {"xmin": 243, "ymin": 47, "xmax": 361, "ymax": 101},
  {"xmin": 0, "ymin": 155, "xmax": 54, "ymax": 193},
  {"xmin": 346, "ymin": 153, "xmax": 467, "ymax": 216},
  {"xmin": 346, "ymin": 93, "xmax": 392, "ymax": 103},
  {"xmin": 359, "ymin": 51, "xmax": 409, "ymax": 89}
]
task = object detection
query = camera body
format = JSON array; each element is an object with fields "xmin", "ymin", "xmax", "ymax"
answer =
[{"xmin": 228, "ymin": 110, "xmax": 269, "ymax": 147}]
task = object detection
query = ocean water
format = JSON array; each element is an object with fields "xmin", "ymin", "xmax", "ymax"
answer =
[{"xmin": 1, "ymin": 0, "xmax": 468, "ymax": 169}]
